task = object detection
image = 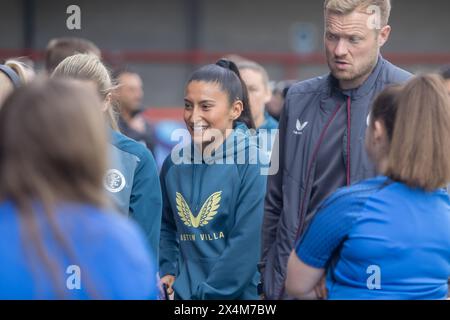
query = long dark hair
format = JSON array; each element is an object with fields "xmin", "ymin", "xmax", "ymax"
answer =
[{"xmin": 187, "ymin": 59, "xmax": 255, "ymax": 129}]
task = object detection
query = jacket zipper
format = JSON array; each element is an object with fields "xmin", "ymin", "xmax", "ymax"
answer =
[
  {"xmin": 278, "ymin": 102, "xmax": 342, "ymax": 299},
  {"xmin": 295, "ymin": 102, "xmax": 342, "ymax": 240},
  {"xmin": 346, "ymin": 96, "xmax": 351, "ymax": 186}
]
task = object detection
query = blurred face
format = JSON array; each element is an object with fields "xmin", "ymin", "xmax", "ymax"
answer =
[
  {"xmin": 324, "ymin": 9, "xmax": 391, "ymax": 89},
  {"xmin": 115, "ymin": 73, "xmax": 143, "ymax": 112},
  {"xmin": 240, "ymin": 68, "xmax": 271, "ymax": 125},
  {"xmin": 184, "ymin": 81, "xmax": 242, "ymax": 148}
]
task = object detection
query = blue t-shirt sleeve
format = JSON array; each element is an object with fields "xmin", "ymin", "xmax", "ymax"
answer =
[
  {"xmin": 105, "ymin": 213, "xmax": 159, "ymax": 299},
  {"xmin": 296, "ymin": 187, "xmax": 367, "ymax": 269}
]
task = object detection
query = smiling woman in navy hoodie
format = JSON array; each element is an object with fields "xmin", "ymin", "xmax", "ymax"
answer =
[{"xmin": 159, "ymin": 59, "xmax": 267, "ymax": 300}]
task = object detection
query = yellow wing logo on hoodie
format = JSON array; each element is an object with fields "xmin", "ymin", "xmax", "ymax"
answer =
[{"xmin": 176, "ymin": 191, "xmax": 222, "ymax": 228}]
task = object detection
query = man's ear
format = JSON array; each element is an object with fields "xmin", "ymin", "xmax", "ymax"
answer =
[
  {"xmin": 230, "ymin": 100, "xmax": 244, "ymax": 121},
  {"xmin": 102, "ymin": 92, "xmax": 112, "ymax": 112},
  {"xmin": 264, "ymin": 86, "xmax": 273, "ymax": 105},
  {"xmin": 378, "ymin": 25, "xmax": 391, "ymax": 47},
  {"xmin": 373, "ymin": 119, "xmax": 387, "ymax": 143}
]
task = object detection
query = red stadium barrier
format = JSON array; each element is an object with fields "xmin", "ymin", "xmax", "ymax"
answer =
[
  {"xmin": 2, "ymin": 48, "xmax": 448, "ymax": 121},
  {"xmin": 1, "ymin": 48, "xmax": 449, "ymax": 79},
  {"xmin": 142, "ymin": 107, "xmax": 184, "ymax": 122}
]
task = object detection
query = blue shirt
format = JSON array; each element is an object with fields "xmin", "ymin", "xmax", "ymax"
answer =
[
  {"xmin": 296, "ymin": 176, "xmax": 450, "ymax": 300},
  {"xmin": 0, "ymin": 201, "xmax": 158, "ymax": 299}
]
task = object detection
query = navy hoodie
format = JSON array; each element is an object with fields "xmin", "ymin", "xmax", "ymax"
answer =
[{"xmin": 159, "ymin": 123, "xmax": 267, "ymax": 300}]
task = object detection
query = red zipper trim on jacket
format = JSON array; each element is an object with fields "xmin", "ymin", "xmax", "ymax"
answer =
[
  {"xmin": 346, "ymin": 96, "xmax": 351, "ymax": 186},
  {"xmin": 295, "ymin": 102, "xmax": 342, "ymax": 240},
  {"xmin": 277, "ymin": 102, "xmax": 342, "ymax": 299}
]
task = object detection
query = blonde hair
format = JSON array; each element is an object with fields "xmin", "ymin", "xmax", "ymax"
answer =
[
  {"xmin": 51, "ymin": 54, "xmax": 119, "ymax": 130},
  {"xmin": 324, "ymin": 0, "xmax": 391, "ymax": 27},
  {"xmin": 386, "ymin": 74, "xmax": 450, "ymax": 191}
]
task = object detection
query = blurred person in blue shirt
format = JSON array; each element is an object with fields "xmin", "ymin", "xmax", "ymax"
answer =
[{"xmin": 0, "ymin": 79, "xmax": 157, "ymax": 299}]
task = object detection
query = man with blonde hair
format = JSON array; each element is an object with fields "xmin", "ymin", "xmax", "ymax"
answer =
[{"xmin": 261, "ymin": 0, "xmax": 411, "ymax": 299}]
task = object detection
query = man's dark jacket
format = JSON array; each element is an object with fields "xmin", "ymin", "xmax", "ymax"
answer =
[{"xmin": 261, "ymin": 56, "xmax": 412, "ymax": 299}]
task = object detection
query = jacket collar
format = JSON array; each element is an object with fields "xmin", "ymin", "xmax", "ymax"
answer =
[{"xmin": 328, "ymin": 55, "xmax": 385, "ymax": 99}]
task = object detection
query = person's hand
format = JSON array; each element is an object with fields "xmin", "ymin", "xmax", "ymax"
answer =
[
  {"xmin": 314, "ymin": 275, "xmax": 328, "ymax": 300},
  {"xmin": 160, "ymin": 275, "xmax": 176, "ymax": 299},
  {"xmin": 257, "ymin": 282, "xmax": 265, "ymax": 300}
]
